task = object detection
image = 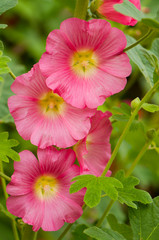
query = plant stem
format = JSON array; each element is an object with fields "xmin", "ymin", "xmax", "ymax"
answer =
[
  {"xmin": 0, "ymin": 171, "xmax": 11, "ymax": 182},
  {"xmin": 124, "ymin": 29, "xmax": 154, "ymax": 52},
  {"xmin": 0, "ymin": 161, "xmax": 20, "ymax": 240},
  {"xmin": 0, "ymin": 161, "xmax": 8, "ymax": 200},
  {"xmin": 101, "ymin": 79, "xmax": 159, "ymax": 177},
  {"xmin": 22, "ymin": 225, "xmax": 38, "ymax": 240},
  {"xmin": 74, "ymin": 0, "xmax": 89, "ymax": 19},
  {"xmin": 126, "ymin": 128, "xmax": 159, "ymax": 177},
  {"xmin": 57, "ymin": 223, "xmax": 73, "ymax": 240},
  {"xmin": 12, "ymin": 221, "xmax": 20, "ymax": 240},
  {"xmin": 96, "ymin": 200, "xmax": 114, "ymax": 227},
  {"xmin": 9, "ymin": 69, "xmax": 16, "ymax": 80}
]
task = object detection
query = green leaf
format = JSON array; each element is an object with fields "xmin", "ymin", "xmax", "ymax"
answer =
[
  {"xmin": 72, "ymin": 224, "xmax": 88, "ymax": 240},
  {"xmin": 115, "ymin": 170, "xmax": 152, "ymax": 208},
  {"xmin": 0, "ymin": 0, "xmax": 18, "ymax": 15},
  {"xmin": 126, "ymin": 35, "xmax": 156, "ymax": 87},
  {"xmin": 0, "ymin": 74, "xmax": 14, "ymax": 123},
  {"xmin": 0, "ymin": 51, "xmax": 11, "ymax": 74},
  {"xmin": 151, "ymin": 39, "xmax": 159, "ymax": 60},
  {"xmin": 0, "ymin": 132, "xmax": 20, "ymax": 162},
  {"xmin": 112, "ymin": 103, "xmax": 131, "ymax": 116},
  {"xmin": 0, "ymin": 24, "xmax": 7, "ymax": 29},
  {"xmin": 84, "ymin": 227, "xmax": 127, "ymax": 240},
  {"xmin": 107, "ymin": 214, "xmax": 133, "ymax": 240},
  {"xmin": 142, "ymin": 103, "xmax": 159, "ymax": 112},
  {"xmin": 70, "ymin": 175, "xmax": 123, "ymax": 208},
  {"xmin": 129, "ymin": 196, "xmax": 159, "ymax": 240},
  {"xmin": 114, "ymin": 0, "xmax": 143, "ymax": 21},
  {"xmin": 110, "ymin": 114, "xmax": 129, "ymax": 122},
  {"xmin": 141, "ymin": 18, "xmax": 159, "ymax": 30}
]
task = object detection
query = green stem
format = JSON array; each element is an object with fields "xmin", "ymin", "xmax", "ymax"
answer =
[
  {"xmin": 74, "ymin": 0, "xmax": 89, "ymax": 19},
  {"xmin": 9, "ymin": 69, "xmax": 16, "ymax": 80},
  {"xmin": 0, "ymin": 171, "xmax": 11, "ymax": 182},
  {"xmin": 56, "ymin": 203, "xmax": 87, "ymax": 240},
  {"xmin": 0, "ymin": 161, "xmax": 8, "ymax": 200},
  {"xmin": 96, "ymin": 200, "xmax": 114, "ymax": 227},
  {"xmin": 126, "ymin": 141, "xmax": 151, "ymax": 177},
  {"xmin": 126, "ymin": 128, "xmax": 159, "ymax": 177},
  {"xmin": 101, "ymin": 80, "xmax": 159, "ymax": 177},
  {"xmin": 124, "ymin": 29, "xmax": 154, "ymax": 52},
  {"xmin": 0, "ymin": 161, "xmax": 19, "ymax": 240},
  {"xmin": 57, "ymin": 223, "xmax": 73, "ymax": 240},
  {"xmin": 12, "ymin": 221, "xmax": 20, "ymax": 240},
  {"xmin": 22, "ymin": 225, "xmax": 38, "ymax": 240}
]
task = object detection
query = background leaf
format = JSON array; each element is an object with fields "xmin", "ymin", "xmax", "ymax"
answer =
[
  {"xmin": 114, "ymin": 0, "xmax": 143, "ymax": 21},
  {"xmin": 0, "ymin": 132, "xmax": 20, "ymax": 162},
  {"xmin": 0, "ymin": 0, "xmax": 18, "ymax": 15},
  {"xmin": 84, "ymin": 227, "xmax": 127, "ymax": 240},
  {"xmin": 129, "ymin": 196, "xmax": 159, "ymax": 240},
  {"xmin": 107, "ymin": 214, "xmax": 133, "ymax": 240}
]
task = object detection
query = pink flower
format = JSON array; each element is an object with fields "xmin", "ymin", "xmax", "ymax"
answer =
[
  {"xmin": 8, "ymin": 63, "xmax": 95, "ymax": 149},
  {"xmin": 97, "ymin": 0, "xmax": 141, "ymax": 26},
  {"xmin": 39, "ymin": 18, "xmax": 132, "ymax": 109},
  {"xmin": 74, "ymin": 111, "xmax": 112, "ymax": 176},
  {"xmin": 6, "ymin": 147, "xmax": 84, "ymax": 231}
]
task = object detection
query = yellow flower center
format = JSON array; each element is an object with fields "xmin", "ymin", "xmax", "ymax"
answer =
[
  {"xmin": 38, "ymin": 91, "xmax": 65, "ymax": 117},
  {"xmin": 34, "ymin": 175, "xmax": 58, "ymax": 200},
  {"xmin": 70, "ymin": 49, "xmax": 98, "ymax": 77}
]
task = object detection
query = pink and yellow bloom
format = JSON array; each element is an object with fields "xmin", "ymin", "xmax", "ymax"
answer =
[
  {"xmin": 39, "ymin": 18, "xmax": 132, "ymax": 109},
  {"xmin": 96, "ymin": 0, "xmax": 141, "ymax": 26},
  {"xmin": 8, "ymin": 63, "xmax": 95, "ymax": 149},
  {"xmin": 6, "ymin": 147, "xmax": 84, "ymax": 231},
  {"xmin": 74, "ymin": 111, "xmax": 112, "ymax": 176}
]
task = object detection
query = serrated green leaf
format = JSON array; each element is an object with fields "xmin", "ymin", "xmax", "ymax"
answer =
[
  {"xmin": 126, "ymin": 35, "xmax": 156, "ymax": 87},
  {"xmin": 0, "ymin": 24, "xmax": 7, "ymax": 29},
  {"xmin": 84, "ymin": 227, "xmax": 127, "ymax": 240},
  {"xmin": 114, "ymin": 0, "xmax": 143, "ymax": 21},
  {"xmin": 84, "ymin": 178, "xmax": 102, "ymax": 208},
  {"xmin": 70, "ymin": 175, "xmax": 95, "ymax": 193},
  {"xmin": 142, "ymin": 103, "xmax": 159, "ymax": 112},
  {"xmin": 115, "ymin": 170, "xmax": 152, "ymax": 208},
  {"xmin": 70, "ymin": 175, "xmax": 123, "ymax": 208},
  {"xmin": 107, "ymin": 214, "xmax": 133, "ymax": 240},
  {"xmin": 129, "ymin": 196, "xmax": 159, "ymax": 240},
  {"xmin": 0, "ymin": 0, "xmax": 18, "ymax": 15},
  {"xmin": 0, "ymin": 132, "xmax": 20, "ymax": 162}
]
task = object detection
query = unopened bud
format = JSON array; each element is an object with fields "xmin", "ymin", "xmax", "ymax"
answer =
[
  {"xmin": 146, "ymin": 129, "xmax": 156, "ymax": 141},
  {"xmin": 131, "ymin": 97, "xmax": 141, "ymax": 110}
]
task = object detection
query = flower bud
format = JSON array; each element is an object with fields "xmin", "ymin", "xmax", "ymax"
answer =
[
  {"xmin": 131, "ymin": 97, "xmax": 141, "ymax": 110},
  {"xmin": 146, "ymin": 129, "xmax": 156, "ymax": 141}
]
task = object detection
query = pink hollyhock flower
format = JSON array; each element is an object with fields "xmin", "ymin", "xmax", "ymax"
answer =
[
  {"xmin": 8, "ymin": 63, "xmax": 95, "ymax": 149},
  {"xmin": 97, "ymin": 0, "xmax": 141, "ymax": 26},
  {"xmin": 6, "ymin": 147, "xmax": 84, "ymax": 231},
  {"xmin": 74, "ymin": 111, "xmax": 112, "ymax": 176},
  {"xmin": 39, "ymin": 18, "xmax": 132, "ymax": 109}
]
